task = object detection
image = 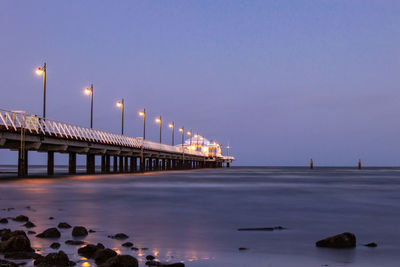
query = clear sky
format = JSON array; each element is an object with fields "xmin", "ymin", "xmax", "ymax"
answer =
[{"xmin": 0, "ymin": 1, "xmax": 399, "ymax": 166}]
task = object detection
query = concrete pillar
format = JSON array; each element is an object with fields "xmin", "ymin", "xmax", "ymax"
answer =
[
  {"xmin": 68, "ymin": 152, "xmax": 76, "ymax": 174},
  {"xmin": 18, "ymin": 149, "xmax": 28, "ymax": 177},
  {"xmin": 101, "ymin": 155, "xmax": 106, "ymax": 173},
  {"xmin": 140, "ymin": 157, "xmax": 145, "ymax": 172},
  {"xmin": 86, "ymin": 154, "xmax": 95, "ymax": 174},
  {"xmin": 149, "ymin": 158, "xmax": 153, "ymax": 171},
  {"xmin": 119, "ymin": 156, "xmax": 124, "ymax": 172},
  {"xmin": 130, "ymin": 157, "xmax": 136, "ymax": 172},
  {"xmin": 124, "ymin": 157, "xmax": 129, "ymax": 172},
  {"xmin": 227, "ymin": 162, "xmax": 230, "ymax": 168},
  {"xmin": 113, "ymin": 156, "xmax": 118, "ymax": 173},
  {"xmin": 106, "ymin": 155, "xmax": 110, "ymax": 173},
  {"xmin": 47, "ymin": 151, "xmax": 54, "ymax": 175},
  {"xmin": 154, "ymin": 158, "xmax": 159, "ymax": 171}
]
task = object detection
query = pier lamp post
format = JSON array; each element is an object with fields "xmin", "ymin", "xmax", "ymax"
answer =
[
  {"xmin": 84, "ymin": 84, "xmax": 94, "ymax": 128},
  {"xmin": 226, "ymin": 145, "xmax": 231, "ymax": 157},
  {"xmin": 35, "ymin": 63, "xmax": 47, "ymax": 119},
  {"xmin": 179, "ymin": 127, "xmax": 185, "ymax": 166},
  {"xmin": 155, "ymin": 116, "xmax": 162, "ymax": 143},
  {"xmin": 169, "ymin": 122, "xmax": 175, "ymax": 146},
  {"xmin": 187, "ymin": 131, "xmax": 192, "ymax": 147},
  {"xmin": 116, "ymin": 99, "xmax": 124, "ymax": 135},
  {"xmin": 139, "ymin": 109, "xmax": 146, "ymax": 140}
]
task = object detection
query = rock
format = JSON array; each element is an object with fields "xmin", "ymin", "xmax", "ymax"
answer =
[
  {"xmin": 93, "ymin": 248, "xmax": 117, "ymax": 265},
  {"xmin": 58, "ymin": 223, "xmax": 71, "ymax": 229},
  {"xmin": 131, "ymin": 247, "xmax": 139, "ymax": 251},
  {"xmin": 4, "ymin": 251, "xmax": 40, "ymax": 260},
  {"xmin": 28, "ymin": 231, "xmax": 36, "ymax": 235},
  {"xmin": 14, "ymin": 215, "xmax": 29, "ymax": 222},
  {"xmin": 48, "ymin": 217, "xmax": 54, "ymax": 220},
  {"xmin": 365, "ymin": 242, "xmax": 377, "ymax": 247},
  {"xmin": 50, "ymin": 242, "xmax": 60, "ymax": 249},
  {"xmin": 141, "ymin": 247, "xmax": 149, "ymax": 250},
  {"xmin": 78, "ymin": 243, "xmax": 105, "ymax": 258},
  {"xmin": 122, "ymin": 242, "xmax": 133, "ymax": 247},
  {"xmin": 23, "ymin": 221, "xmax": 36, "ymax": 228},
  {"xmin": 0, "ymin": 231, "xmax": 34, "ymax": 253},
  {"xmin": 238, "ymin": 247, "xmax": 248, "ymax": 251},
  {"xmin": 0, "ymin": 218, "xmax": 8, "ymax": 224},
  {"xmin": 33, "ymin": 250, "xmax": 76, "ymax": 266},
  {"xmin": 89, "ymin": 229, "xmax": 96, "ymax": 233},
  {"xmin": 316, "ymin": 232, "xmax": 356, "ymax": 248},
  {"xmin": 99, "ymin": 255, "xmax": 139, "ymax": 267},
  {"xmin": 71, "ymin": 226, "xmax": 88, "ymax": 237},
  {"xmin": 146, "ymin": 255, "xmax": 155, "ymax": 261},
  {"xmin": 162, "ymin": 264, "xmax": 185, "ymax": 267},
  {"xmin": 0, "ymin": 259, "xmax": 19, "ymax": 267},
  {"xmin": 36, "ymin": 228, "xmax": 61, "ymax": 238},
  {"xmin": 65, "ymin": 240, "xmax": 85, "ymax": 245},
  {"xmin": 108, "ymin": 233, "xmax": 129, "ymax": 240}
]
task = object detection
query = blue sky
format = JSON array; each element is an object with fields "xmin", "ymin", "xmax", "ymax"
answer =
[{"xmin": 0, "ymin": 1, "xmax": 399, "ymax": 166}]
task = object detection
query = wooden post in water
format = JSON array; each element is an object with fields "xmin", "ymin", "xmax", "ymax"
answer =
[
  {"xmin": 310, "ymin": 158, "xmax": 314, "ymax": 169},
  {"xmin": 358, "ymin": 159, "xmax": 362, "ymax": 169}
]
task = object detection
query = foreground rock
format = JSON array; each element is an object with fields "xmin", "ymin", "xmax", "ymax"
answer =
[
  {"xmin": 146, "ymin": 261, "xmax": 185, "ymax": 267},
  {"xmin": 99, "ymin": 255, "xmax": 138, "ymax": 267},
  {"xmin": 34, "ymin": 250, "xmax": 76, "ymax": 266},
  {"xmin": 94, "ymin": 248, "xmax": 117, "ymax": 265},
  {"xmin": 23, "ymin": 221, "xmax": 36, "ymax": 228},
  {"xmin": 65, "ymin": 240, "xmax": 85, "ymax": 245},
  {"xmin": 58, "ymin": 222, "xmax": 72, "ymax": 229},
  {"xmin": 0, "ymin": 218, "xmax": 8, "ymax": 224},
  {"xmin": 78, "ymin": 243, "xmax": 105, "ymax": 258},
  {"xmin": 316, "ymin": 232, "xmax": 356, "ymax": 248},
  {"xmin": 36, "ymin": 228, "xmax": 61, "ymax": 238},
  {"xmin": 50, "ymin": 242, "xmax": 61, "ymax": 249},
  {"xmin": 72, "ymin": 226, "xmax": 88, "ymax": 237},
  {"xmin": 122, "ymin": 242, "xmax": 133, "ymax": 247},
  {"xmin": 0, "ymin": 230, "xmax": 39, "ymax": 259},
  {"xmin": 0, "ymin": 259, "xmax": 19, "ymax": 267}
]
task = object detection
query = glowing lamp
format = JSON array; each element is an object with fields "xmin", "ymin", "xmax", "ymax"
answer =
[{"xmin": 36, "ymin": 68, "xmax": 44, "ymax": 75}]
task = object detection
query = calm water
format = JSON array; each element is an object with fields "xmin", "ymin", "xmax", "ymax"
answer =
[{"xmin": 1, "ymin": 167, "xmax": 400, "ymax": 267}]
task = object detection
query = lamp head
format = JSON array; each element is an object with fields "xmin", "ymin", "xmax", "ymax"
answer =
[
  {"xmin": 84, "ymin": 87, "xmax": 91, "ymax": 95},
  {"xmin": 116, "ymin": 101, "xmax": 123, "ymax": 108},
  {"xmin": 36, "ymin": 68, "xmax": 44, "ymax": 75}
]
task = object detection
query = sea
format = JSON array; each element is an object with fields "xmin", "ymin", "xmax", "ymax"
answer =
[{"xmin": 0, "ymin": 166, "xmax": 400, "ymax": 267}]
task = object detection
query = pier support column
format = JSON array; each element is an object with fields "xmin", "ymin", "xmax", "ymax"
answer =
[
  {"xmin": 149, "ymin": 158, "xmax": 153, "ymax": 171},
  {"xmin": 154, "ymin": 158, "xmax": 159, "ymax": 171},
  {"xmin": 140, "ymin": 157, "xmax": 145, "ymax": 172},
  {"xmin": 101, "ymin": 155, "xmax": 106, "ymax": 173},
  {"xmin": 119, "ymin": 156, "xmax": 124, "ymax": 172},
  {"xmin": 105, "ymin": 155, "xmax": 110, "ymax": 173},
  {"xmin": 227, "ymin": 162, "xmax": 230, "ymax": 168},
  {"xmin": 18, "ymin": 149, "xmax": 28, "ymax": 177},
  {"xmin": 113, "ymin": 156, "xmax": 118, "ymax": 173},
  {"xmin": 124, "ymin": 157, "xmax": 129, "ymax": 172},
  {"xmin": 68, "ymin": 152, "xmax": 76, "ymax": 174},
  {"xmin": 47, "ymin": 151, "xmax": 54, "ymax": 175},
  {"xmin": 130, "ymin": 157, "xmax": 136, "ymax": 172}
]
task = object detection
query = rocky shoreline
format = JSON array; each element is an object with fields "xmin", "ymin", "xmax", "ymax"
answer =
[{"xmin": 0, "ymin": 210, "xmax": 184, "ymax": 267}]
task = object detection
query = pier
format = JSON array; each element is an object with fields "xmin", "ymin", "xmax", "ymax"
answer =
[{"xmin": 0, "ymin": 109, "xmax": 234, "ymax": 177}]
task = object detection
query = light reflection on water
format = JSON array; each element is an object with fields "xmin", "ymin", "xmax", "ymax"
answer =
[{"xmin": 1, "ymin": 167, "xmax": 400, "ymax": 266}]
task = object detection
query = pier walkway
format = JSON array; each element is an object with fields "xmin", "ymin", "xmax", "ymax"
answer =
[{"xmin": 0, "ymin": 109, "xmax": 234, "ymax": 177}]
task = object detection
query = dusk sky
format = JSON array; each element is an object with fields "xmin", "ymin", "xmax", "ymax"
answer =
[{"xmin": 1, "ymin": 1, "xmax": 399, "ymax": 166}]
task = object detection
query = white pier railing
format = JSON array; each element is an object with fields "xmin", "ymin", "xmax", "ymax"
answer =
[{"xmin": 0, "ymin": 108, "xmax": 206, "ymax": 157}]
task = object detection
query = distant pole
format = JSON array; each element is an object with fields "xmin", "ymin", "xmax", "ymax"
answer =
[
  {"xmin": 358, "ymin": 159, "xmax": 362, "ymax": 169},
  {"xmin": 143, "ymin": 109, "xmax": 146, "ymax": 140},
  {"xmin": 169, "ymin": 122, "xmax": 175, "ymax": 146},
  {"xmin": 116, "ymin": 99, "xmax": 124, "ymax": 135},
  {"xmin": 310, "ymin": 158, "xmax": 314, "ymax": 169},
  {"xmin": 36, "ymin": 63, "xmax": 47, "ymax": 119},
  {"xmin": 159, "ymin": 116, "xmax": 162, "ymax": 143}
]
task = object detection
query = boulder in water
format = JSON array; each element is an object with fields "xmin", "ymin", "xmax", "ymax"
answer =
[{"xmin": 316, "ymin": 232, "xmax": 356, "ymax": 248}]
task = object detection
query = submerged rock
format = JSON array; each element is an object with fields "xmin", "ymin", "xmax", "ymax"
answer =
[
  {"xmin": 34, "ymin": 250, "xmax": 76, "ymax": 266},
  {"xmin": 237, "ymin": 226, "xmax": 285, "ymax": 231},
  {"xmin": 0, "ymin": 218, "xmax": 8, "ymax": 224},
  {"xmin": 27, "ymin": 231, "xmax": 36, "ymax": 235},
  {"xmin": 14, "ymin": 215, "xmax": 29, "ymax": 222},
  {"xmin": 58, "ymin": 222, "xmax": 72, "ymax": 229},
  {"xmin": 108, "ymin": 233, "xmax": 129, "ymax": 240},
  {"xmin": 50, "ymin": 242, "xmax": 61, "ymax": 249},
  {"xmin": 89, "ymin": 229, "xmax": 96, "ymax": 233},
  {"xmin": 99, "ymin": 255, "xmax": 138, "ymax": 267},
  {"xmin": 238, "ymin": 247, "xmax": 248, "ymax": 251},
  {"xmin": 122, "ymin": 242, "xmax": 133, "ymax": 247},
  {"xmin": 364, "ymin": 242, "xmax": 378, "ymax": 247},
  {"xmin": 316, "ymin": 232, "xmax": 356, "ymax": 248},
  {"xmin": 78, "ymin": 243, "xmax": 105, "ymax": 258},
  {"xmin": 23, "ymin": 221, "xmax": 36, "ymax": 228},
  {"xmin": 146, "ymin": 255, "xmax": 155, "ymax": 261},
  {"xmin": 71, "ymin": 226, "xmax": 88, "ymax": 237},
  {"xmin": 65, "ymin": 240, "xmax": 85, "ymax": 245},
  {"xmin": 36, "ymin": 228, "xmax": 61, "ymax": 238}
]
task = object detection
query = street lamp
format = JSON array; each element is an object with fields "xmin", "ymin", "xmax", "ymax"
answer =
[
  {"xmin": 116, "ymin": 99, "xmax": 124, "ymax": 135},
  {"xmin": 139, "ymin": 109, "xmax": 146, "ymax": 140},
  {"xmin": 84, "ymin": 84, "xmax": 94, "ymax": 128},
  {"xmin": 179, "ymin": 127, "xmax": 185, "ymax": 166},
  {"xmin": 155, "ymin": 116, "xmax": 162, "ymax": 143},
  {"xmin": 168, "ymin": 122, "xmax": 175, "ymax": 146},
  {"xmin": 226, "ymin": 145, "xmax": 231, "ymax": 157},
  {"xmin": 36, "ymin": 63, "xmax": 47, "ymax": 119},
  {"xmin": 187, "ymin": 130, "xmax": 192, "ymax": 147}
]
